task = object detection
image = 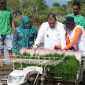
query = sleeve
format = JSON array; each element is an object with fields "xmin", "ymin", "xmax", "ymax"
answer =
[
  {"xmin": 34, "ymin": 23, "xmax": 45, "ymax": 45},
  {"xmin": 29, "ymin": 27, "xmax": 37, "ymax": 40},
  {"xmin": 65, "ymin": 28, "xmax": 82, "ymax": 49},
  {"xmin": 32, "ymin": 27, "xmax": 37, "ymax": 39},
  {"xmin": 28, "ymin": 27, "xmax": 37, "ymax": 47},
  {"xmin": 80, "ymin": 17, "xmax": 85, "ymax": 31},
  {"xmin": 60, "ymin": 26, "xmax": 66, "ymax": 49},
  {"xmin": 66, "ymin": 32, "xmax": 70, "ymax": 45},
  {"xmin": 12, "ymin": 28, "xmax": 21, "ymax": 53},
  {"xmin": 9, "ymin": 9, "xmax": 13, "ymax": 17},
  {"xmin": 9, "ymin": 9, "xmax": 15, "ymax": 31}
]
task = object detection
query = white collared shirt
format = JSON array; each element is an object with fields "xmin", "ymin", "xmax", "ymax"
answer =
[{"xmin": 35, "ymin": 21, "xmax": 66, "ymax": 49}]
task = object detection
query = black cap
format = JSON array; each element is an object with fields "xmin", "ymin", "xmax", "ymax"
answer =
[{"xmin": 63, "ymin": 16, "xmax": 75, "ymax": 24}]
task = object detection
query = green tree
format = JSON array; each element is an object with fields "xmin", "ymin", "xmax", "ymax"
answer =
[
  {"xmin": 80, "ymin": 3, "xmax": 85, "ymax": 16},
  {"xmin": 52, "ymin": 2, "xmax": 60, "ymax": 7},
  {"xmin": 7, "ymin": 0, "xmax": 20, "ymax": 12},
  {"xmin": 22, "ymin": 0, "xmax": 48, "ymax": 25},
  {"xmin": 62, "ymin": 5, "xmax": 67, "ymax": 9}
]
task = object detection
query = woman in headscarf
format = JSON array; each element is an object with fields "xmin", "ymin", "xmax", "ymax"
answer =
[{"xmin": 12, "ymin": 16, "xmax": 37, "ymax": 53}]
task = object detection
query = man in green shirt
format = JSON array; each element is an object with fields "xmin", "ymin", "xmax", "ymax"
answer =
[
  {"xmin": 67, "ymin": 1, "xmax": 85, "ymax": 30},
  {"xmin": 0, "ymin": 0, "xmax": 15, "ymax": 67}
]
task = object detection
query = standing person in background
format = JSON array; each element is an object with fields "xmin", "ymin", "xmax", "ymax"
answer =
[
  {"xmin": 12, "ymin": 16, "xmax": 37, "ymax": 54},
  {"xmin": 0, "ymin": 0, "xmax": 15, "ymax": 67},
  {"xmin": 34, "ymin": 13, "xmax": 66, "ymax": 49},
  {"xmin": 67, "ymin": 0, "xmax": 85, "ymax": 30}
]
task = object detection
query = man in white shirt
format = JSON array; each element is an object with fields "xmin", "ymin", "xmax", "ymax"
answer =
[{"xmin": 34, "ymin": 13, "xmax": 66, "ymax": 49}]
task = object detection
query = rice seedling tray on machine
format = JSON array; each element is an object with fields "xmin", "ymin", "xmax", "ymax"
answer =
[{"xmin": 11, "ymin": 48, "xmax": 83, "ymax": 84}]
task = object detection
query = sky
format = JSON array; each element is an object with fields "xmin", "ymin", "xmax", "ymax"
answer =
[{"xmin": 45, "ymin": 0, "xmax": 69, "ymax": 8}]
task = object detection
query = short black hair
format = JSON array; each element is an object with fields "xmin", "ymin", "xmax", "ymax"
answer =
[
  {"xmin": 72, "ymin": 1, "xmax": 80, "ymax": 9},
  {"xmin": 47, "ymin": 13, "xmax": 57, "ymax": 20}
]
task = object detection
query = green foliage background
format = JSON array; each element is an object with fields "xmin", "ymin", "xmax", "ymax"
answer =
[{"xmin": 7, "ymin": 0, "xmax": 85, "ymax": 27}]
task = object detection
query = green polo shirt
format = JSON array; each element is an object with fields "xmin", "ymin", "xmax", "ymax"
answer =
[
  {"xmin": 67, "ymin": 14, "xmax": 85, "ymax": 30},
  {"xmin": 0, "ymin": 9, "xmax": 13, "ymax": 35}
]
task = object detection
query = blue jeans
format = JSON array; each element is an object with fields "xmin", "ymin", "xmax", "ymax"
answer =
[{"xmin": 0, "ymin": 35, "xmax": 13, "ymax": 52}]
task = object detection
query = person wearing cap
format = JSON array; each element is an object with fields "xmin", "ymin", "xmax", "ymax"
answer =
[
  {"xmin": 63, "ymin": 16, "xmax": 85, "ymax": 50},
  {"xmin": 0, "ymin": 0, "xmax": 15, "ymax": 67},
  {"xmin": 66, "ymin": 1, "xmax": 85, "ymax": 30},
  {"xmin": 12, "ymin": 16, "xmax": 37, "ymax": 53},
  {"xmin": 34, "ymin": 13, "xmax": 66, "ymax": 49}
]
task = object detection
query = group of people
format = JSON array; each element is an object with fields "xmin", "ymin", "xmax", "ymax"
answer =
[
  {"xmin": 0, "ymin": 0, "xmax": 85, "ymax": 67},
  {"xmin": 34, "ymin": 1, "xmax": 85, "ymax": 51}
]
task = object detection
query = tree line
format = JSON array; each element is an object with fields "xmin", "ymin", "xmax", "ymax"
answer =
[{"xmin": 7, "ymin": 0, "xmax": 85, "ymax": 26}]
